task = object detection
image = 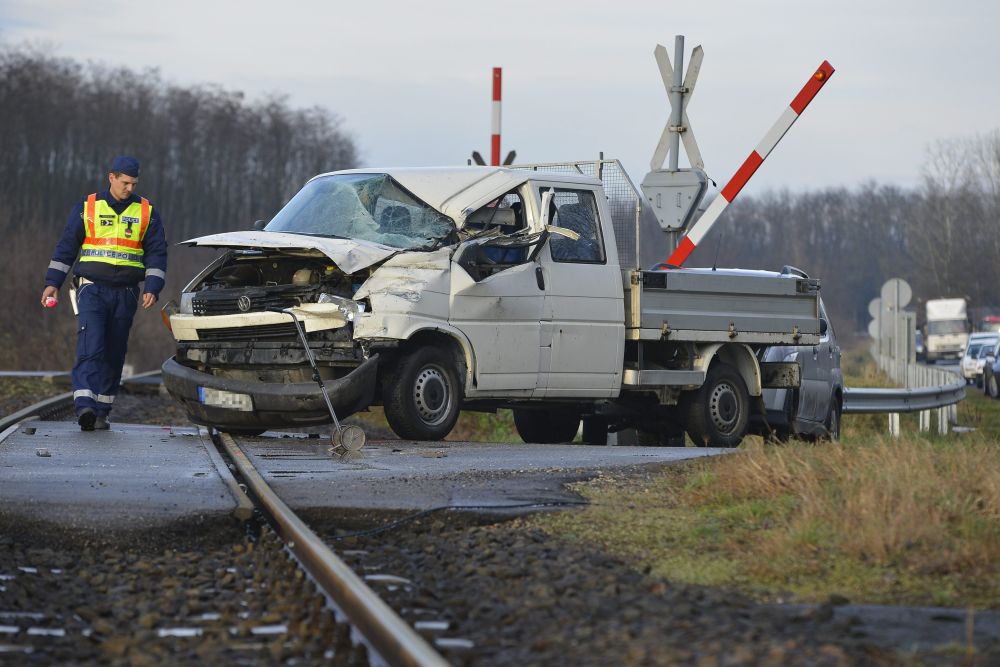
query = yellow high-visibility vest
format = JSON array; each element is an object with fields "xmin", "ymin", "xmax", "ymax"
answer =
[{"xmin": 79, "ymin": 193, "xmax": 151, "ymax": 269}]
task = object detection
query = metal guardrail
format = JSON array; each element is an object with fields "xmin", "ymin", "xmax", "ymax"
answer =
[
  {"xmin": 0, "ymin": 391, "xmax": 75, "ymax": 434},
  {"xmin": 844, "ymin": 354, "xmax": 965, "ymax": 435},
  {"xmin": 842, "ymin": 384, "xmax": 966, "ymax": 414},
  {"xmin": 0, "ymin": 370, "xmax": 163, "ymax": 434}
]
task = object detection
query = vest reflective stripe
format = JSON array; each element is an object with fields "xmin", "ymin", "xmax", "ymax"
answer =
[
  {"xmin": 79, "ymin": 194, "xmax": 151, "ymax": 270},
  {"xmin": 85, "ymin": 193, "xmax": 97, "ymax": 238},
  {"xmin": 81, "ymin": 249, "xmax": 144, "ymax": 263},
  {"xmin": 86, "ymin": 235, "xmax": 143, "ymax": 249},
  {"xmin": 139, "ymin": 198, "xmax": 150, "ymax": 239}
]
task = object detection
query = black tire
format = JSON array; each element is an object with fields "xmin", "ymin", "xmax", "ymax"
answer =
[
  {"xmin": 683, "ymin": 362, "xmax": 750, "ymax": 448},
  {"xmin": 639, "ymin": 428, "xmax": 686, "ymax": 447},
  {"xmin": 514, "ymin": 408, "xmax": 580, "ymax": 444},
  {"xmin": 382, "ymin": 346, "xmax": 461, "ymax": 441},
  {"xmin": 581, "ymin": 416, "xmax": 608, "ymax": 446},
  {"xmin": 226, "ymin": 428, "xmax": 267, "ymax": 437},
  {"xmin": 821, "ymin": 398, "xmax": 841, "ymax": 442},
  {"xmin": 990, "ymin": 374, "xmax": 999, "ymax": 399}
]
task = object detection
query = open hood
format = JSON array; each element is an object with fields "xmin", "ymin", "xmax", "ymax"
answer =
[{"xmin": 180, "ymin": 231, "xmax": 398, "ymax": 274}]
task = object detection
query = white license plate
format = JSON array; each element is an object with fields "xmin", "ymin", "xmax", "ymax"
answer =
[{"xmin": 198, "ymin": 387, "xmax": 253, "ymax": 411}]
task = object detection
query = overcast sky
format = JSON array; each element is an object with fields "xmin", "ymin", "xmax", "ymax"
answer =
[{"xmin": 3, "ymin": 0, "xmax": 998, "ymax": 195}]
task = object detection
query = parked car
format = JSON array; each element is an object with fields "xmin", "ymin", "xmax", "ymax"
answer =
[
  {"xmin": 983, "ymin": 340, "xmax": 1000, "ymax": 398},
  {"xmin": 974, "ymin": 345, "xmax": 994, "ymax": 388},
  {"xmin": 750, "ymin": 298, "xmax": 843, "ymax": 441},
  {"xmin": 961, "ymin": 333, "xmax": 999, "ymax": 384}
]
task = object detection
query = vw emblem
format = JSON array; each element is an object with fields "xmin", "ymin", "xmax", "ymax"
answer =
[{"xmin": 237, "ymin": 295, "xmax": 252, "ymax": 312}]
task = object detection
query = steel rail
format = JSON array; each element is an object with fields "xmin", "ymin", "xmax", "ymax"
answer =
[
  {"xmin": 0, "ymin": 369, "xmax": 164, "ymax": 434},
  {"xmin": 217, "ymin": 432, "xmax": 449, "ymax": 667},
  {"xmin": 0, "ymin": 391, "xmax": 74, "ymax": 433},
  {"xmin": 842, "ymin": 382, "xmax": 966, "ymax": 414}
]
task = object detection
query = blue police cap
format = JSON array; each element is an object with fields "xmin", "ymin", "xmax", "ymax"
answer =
[{"xmin": 110, "ymin": 156, "xmax": 140, "ymax": 177}]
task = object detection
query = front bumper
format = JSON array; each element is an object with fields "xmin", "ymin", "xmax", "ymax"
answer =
[{"xmin": 162, "ymin": 355, "xmax": 379, "ymax": 430}]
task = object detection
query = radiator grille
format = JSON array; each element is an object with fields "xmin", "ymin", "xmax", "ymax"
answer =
[
  {"xmin": 196, "ymin": 323, "xmax": 299, "ymax": 341},
  {"xmin": 192, "ymin": 286, "xmax": 313, "ymax": 316}
]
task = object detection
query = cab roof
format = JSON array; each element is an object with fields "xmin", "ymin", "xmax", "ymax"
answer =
[{"xmin": 312, "ymin": 166, "xmax": 602, "ymax": 222}]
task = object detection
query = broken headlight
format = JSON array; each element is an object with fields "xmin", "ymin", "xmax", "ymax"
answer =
[{"xmin": 317, "ymin": 293, "xmax": 365, "ymax": 322}]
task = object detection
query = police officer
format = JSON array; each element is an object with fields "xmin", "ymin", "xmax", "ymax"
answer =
[{"xmin": 41, "ymin": 156, "xmax": 168, "ymax": 431}]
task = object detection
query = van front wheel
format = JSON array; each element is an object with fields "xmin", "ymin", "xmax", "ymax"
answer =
[{"xmin": 382, "ymin": 347, "xmax": 461, "ymax": 441}]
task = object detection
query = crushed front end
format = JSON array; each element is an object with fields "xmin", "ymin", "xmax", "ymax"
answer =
[{"xmin": 162, "ymin": 248, "xmax": 379, "ymax": 431}]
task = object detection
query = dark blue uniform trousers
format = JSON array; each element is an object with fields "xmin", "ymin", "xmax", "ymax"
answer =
[{"xmin": 72, "ymin": 282, "xmax": 139, "ymax": 416}]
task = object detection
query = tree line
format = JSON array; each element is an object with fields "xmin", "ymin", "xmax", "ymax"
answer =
[
  {"xmin": 0, "ymin": 44, "xmax": 358, "ymax": 370},
  {"xmin": 0, "ymin": 44, "xmax": 357, "ymax": 239},
  {"xmin": 1, "ymin": 43, "xmax": 997, "ymax": 369}
]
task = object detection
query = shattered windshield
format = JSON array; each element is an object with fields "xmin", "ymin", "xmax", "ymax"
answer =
[{"xmin": 264, "ymin": 174, "xmax": 457, "ymax": 250}]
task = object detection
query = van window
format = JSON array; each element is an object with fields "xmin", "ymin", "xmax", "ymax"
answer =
[{"xmin": 547, "ymin": 189, "xmax": 605, "ymax": 264}]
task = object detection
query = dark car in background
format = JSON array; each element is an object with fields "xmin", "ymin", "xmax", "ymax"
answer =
[
  {"xmin": 750, "ymin": 298, "xmax": 843, "ymax": 440},
  {"xmin": 983, "ymin": 340, "xmax": 1000, "ymax": 398}
]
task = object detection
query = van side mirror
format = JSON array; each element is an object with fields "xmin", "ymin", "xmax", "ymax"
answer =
[
  {"xmin": 253, "ymin": 220, "xmax": 266, "ymax": 231},
  {"xmin": 820, "ymin": 318, "xmax": 828, "ymax": 335}
]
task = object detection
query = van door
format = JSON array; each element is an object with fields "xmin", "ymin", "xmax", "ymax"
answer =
[
  {"xmin": 449, "ymin": 189, "xmax": 543, "ymax": 395},
  {"xmin": 530, "ymin": 184, "xmax": 624, "ymax": 397}
]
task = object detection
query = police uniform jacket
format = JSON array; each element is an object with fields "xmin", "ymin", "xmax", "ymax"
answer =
[{"xmin": 44, "ymin": 190, "xmax": 168, "ymax": 297}]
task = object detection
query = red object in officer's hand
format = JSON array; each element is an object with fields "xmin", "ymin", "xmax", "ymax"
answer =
[{"xmin": 44, "ymin": 296, "xmax": 58, "ymax": 308}]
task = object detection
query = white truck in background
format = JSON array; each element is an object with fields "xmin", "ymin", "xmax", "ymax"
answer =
[{"xmin": 924, "ymin": 298, "xmax": 969, "ymax": 363}]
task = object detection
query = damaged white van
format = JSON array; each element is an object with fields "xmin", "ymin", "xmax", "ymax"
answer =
[{"xmin": 162, "ymin": 162, "xmax": 822, "ymax": 445}]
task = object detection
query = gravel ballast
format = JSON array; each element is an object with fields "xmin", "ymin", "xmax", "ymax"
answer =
[
  {"xmin": 322, "ymin": 516, "xmax": 891, "ymax": 666},
  {"xmin": 0, "ymin": 524, "xmax": 367, "ymax": 666}
]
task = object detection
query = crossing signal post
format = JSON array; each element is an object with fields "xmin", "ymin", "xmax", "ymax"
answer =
[
  {"xmin": 470, "ymin": 68, "xmax": 516, "ymax": 167},
  {"xmin": 641, "ymin": 35, "xmax": 835, "ymax": 268}
]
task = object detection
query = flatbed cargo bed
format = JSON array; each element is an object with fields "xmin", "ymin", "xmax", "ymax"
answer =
[{"xmin": 626, "ymin": 268, "xmax": 821, "ymax": 345}]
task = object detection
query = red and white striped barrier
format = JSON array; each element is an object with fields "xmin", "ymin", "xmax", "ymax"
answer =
[
  {"xmin": 665, "ymin": 60, "xmax": 835, "ymax": 267},
  {"xmin": 491, "ymin": 67, "xmax": 502, "ymax": 166}
]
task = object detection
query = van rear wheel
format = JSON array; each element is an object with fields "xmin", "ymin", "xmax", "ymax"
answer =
[{"xmin": 683, "ymin": 362, "xmax": 749, "ymax": 448}]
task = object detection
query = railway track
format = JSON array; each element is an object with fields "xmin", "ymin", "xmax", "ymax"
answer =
[
  {"xmin": 217, "ymin": 432, "xmax": 448, "ymax": 667},
  {"xmin": 0, "ymin": 380, "xmax": 450, "ymax": 666},
  {"xmin": 6, "ymin": 376, "xmax": 993, "ymax": 665}
]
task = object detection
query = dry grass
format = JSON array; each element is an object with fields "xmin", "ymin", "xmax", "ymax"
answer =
[
  {"xmin": 688, "ymin": 436, "xmax": 1000, "ymax": 576},
  {"xmin": 537, "ymin": 432, "xmax": 1000, "ymax": 607},
  {"xmin": 536, "ymin": 347, "xmax": 1000, "ymax": 608}
]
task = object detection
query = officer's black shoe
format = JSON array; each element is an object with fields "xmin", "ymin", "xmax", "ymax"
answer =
[
  {"xmin": 94, "ymin": 416, "xmax": 110, "ymax": 431},
  {"xmin": 78, "ymin": 408, "xmax": 96, "ymax": 432}
]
